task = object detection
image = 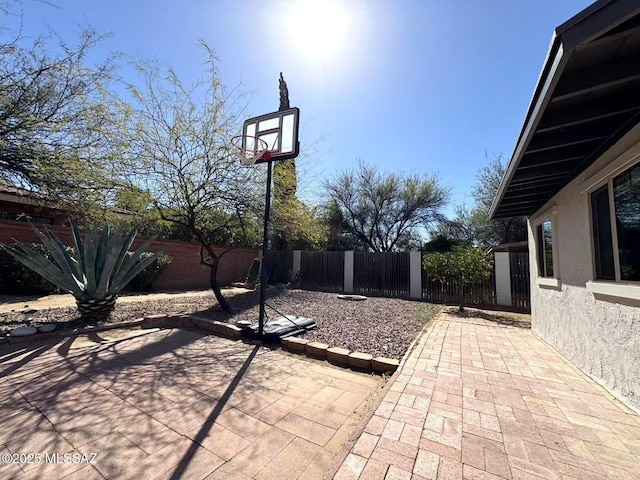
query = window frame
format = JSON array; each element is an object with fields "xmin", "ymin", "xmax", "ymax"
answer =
[
  {"xmin": 533, "ymin": 207, "xmax": 560, "ymax": 288},
  {"xmin": 537, "ymin": 220, "xmax": 554, "ymax": 278},
  {"xmin": 586, "ymin": 160, "xmax": 640, "ymax": 285},
  {"xmin": 589, "ymin": 184, "xmax": 615, "ymax": 280},
  {"xmin": 582, "ymin": 143, "xmax": 640, "ymax": 301}
]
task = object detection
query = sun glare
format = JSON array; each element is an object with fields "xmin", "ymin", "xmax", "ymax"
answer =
[{"xmin": 287, "ymin": 0, "xmax": 349, "ymax": 61}]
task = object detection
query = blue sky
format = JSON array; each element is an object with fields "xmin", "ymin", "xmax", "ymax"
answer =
[{"xmin": 7, "ymin": 0, "xmax": 594, "ymax": 215}]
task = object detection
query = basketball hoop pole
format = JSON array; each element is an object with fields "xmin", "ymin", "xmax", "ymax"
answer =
[
  {"xmin": 258, "ymin": 159, "xmax": 273, "ymax": 336},
  {"xmin": 237, "ymin": 73, "xmax": 297, "ymax": 338}
]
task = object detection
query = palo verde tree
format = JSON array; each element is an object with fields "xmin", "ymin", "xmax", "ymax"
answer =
[
  {"xmin": 423, "ymin": 245, "xmax": 493, "ymax": 311},
  {"xmin": 108, "ymin": 47, "xmax": 262, "ymax": 312},
  {"xmin": 0, "ymin": 6, "xmax": 116, "ymax": 216},
  {"xmin": 324, "ymin": 160, "xmax": 449, "ymax": 251}
]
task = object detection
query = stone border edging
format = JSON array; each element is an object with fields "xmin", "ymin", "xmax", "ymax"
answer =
[
  {"xmin": 280, "ymin": 337, "xmax": 399, "ymax": 374},
  {"xmin": 0, "ymin": 313, "xmax": 240, "ymax": 345},
  {"xmin": 2, "ymin": 319, "xmax": 145, "ymax": 344},
  {"xmin": 1, "ymin": 313, "xmax": 400, "ymax": 375}
]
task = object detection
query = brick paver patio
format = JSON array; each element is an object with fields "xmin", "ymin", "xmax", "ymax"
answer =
[
  {"xmin": 334, "ymin": 311, "xmax": 640, "ymax": 480},
  {"xmin": 0, "ymin": 328, "xmax": 380, "ymax": 479}
]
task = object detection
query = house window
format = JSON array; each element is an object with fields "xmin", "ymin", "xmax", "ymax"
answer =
[
  {"xmin": 590, "ymin": 162, "xmax": 640, "ymax": 282},
  {"xmin": 537, "ymin": 219, "xmax": 554, "ymax": 277},
  {"xmin": 591, "ymin": 185, "xmax": 615, "ymax": 280}
]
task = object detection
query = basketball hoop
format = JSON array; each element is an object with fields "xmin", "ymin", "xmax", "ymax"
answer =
[
  {"xmin": 237, "ymin": 105, "xmax": 301, "ymax": 339},
  {"xmin": 231, "ymin": 135, "xmax": 271, "ymax": 166}
]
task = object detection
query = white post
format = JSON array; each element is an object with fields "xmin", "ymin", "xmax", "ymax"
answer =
[
  {"xmin": 344, "ymin": 251, "xmax": 354, "ymax": 293},
  {"xmin": 494, "ymin": 252, "xmax": 512, "ymax": 306},
  {"xmin": 409, "ymin": 251, "xmax": 422, "ymax": 299},
  {"xmin": 293, "ymin": 250, "xmax": 301, "ymax": 275}
]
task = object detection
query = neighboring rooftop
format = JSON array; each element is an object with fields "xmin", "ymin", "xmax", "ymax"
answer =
[
  {"xmin": 489, "ymin": 241, "xmax": 528, "ymax": 253},
  {"xmin": 0, "ymin": 184, "xmax": 47, "ymax": 205},
  {"xmin": 0, "ymin": 183, "xmax": 134, "ymax": 217}
]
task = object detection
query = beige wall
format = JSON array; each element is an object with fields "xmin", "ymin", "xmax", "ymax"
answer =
[{"xmin": 528, "ymin": 125, "xmax": 640, "ymax": 410}]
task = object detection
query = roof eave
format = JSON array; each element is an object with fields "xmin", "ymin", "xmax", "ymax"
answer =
[
  {"xmin": 489, "ymin": 0, "xmax": 640, "ymax": 220},
  {"xmin": 489, "ymin": 35, "xmax": 568, "ymax": 219}
]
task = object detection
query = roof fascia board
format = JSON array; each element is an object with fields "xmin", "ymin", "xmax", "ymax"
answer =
[
  {"xmin": 489, "ymin": 39, "xmax": 568, "ymax": 219},
  {"xmin": 511, "ymin": 33, "xmax": 561, "ymax": 156},
  {"xmin": 0, "ymin": 192, "xmax": 41, "ymax": 206},
  {"xmin": 559, "ymin": 0, "xmax": 640, "ymax": 48},
  {"xmin": 556, "ymin": 0, "xmax": 613, "ymax": 36}
]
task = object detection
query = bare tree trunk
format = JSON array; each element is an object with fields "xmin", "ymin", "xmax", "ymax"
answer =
[
  {"xmin": 206, "ymin": 257, "xmax": 232, "ymax": 313},
  {"xmin": 458, "ymin": 284, "xmax": 465, "ymax": 312},
  {"xmin": 200, "ymin": 242, "xmax": 232, "ymax": 313}
]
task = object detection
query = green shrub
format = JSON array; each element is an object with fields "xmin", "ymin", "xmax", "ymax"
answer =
[
  {"xmin": 126, "ymin": 252, "xmax": 172, "ymax": 292},
  {"xmin": 423, "ymin": 245, "xmax": 493, "ymax": 312},
  {"xmin": 0, "ymin": 242, "xmax": 63, "ymax": 295}
]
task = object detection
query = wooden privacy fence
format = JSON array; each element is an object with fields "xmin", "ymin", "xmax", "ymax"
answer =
[
  {"xmin": 354, "ymin": 251, "xmax": 410, "ymax": 298},
  {"xmin": 266, "ymin": 249, "xmax": 531, "ymax": 312},
  {"xmin": 299, "ymin": 251, "xmax": 344, "ymax": 292},
  {"xmin": 510, "ymin": 252, "xmax": 530, "ymax": 310},
  {"xmin": 264, "ymin": 250, "xmax": 293, "ymax": 284},
  {"xmin": 422, "ymin": 266, "xmax": 496, "ymax": 306}
]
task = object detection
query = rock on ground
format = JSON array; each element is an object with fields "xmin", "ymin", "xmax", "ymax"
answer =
[{"xmin": 0, "ymin": 289, "xmax": 441, "ymax": 359}]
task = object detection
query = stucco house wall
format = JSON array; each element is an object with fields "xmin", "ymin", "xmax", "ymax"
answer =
[{"xmin": 528, "ymin": 125, "xmax": 640, "ymax": 410}]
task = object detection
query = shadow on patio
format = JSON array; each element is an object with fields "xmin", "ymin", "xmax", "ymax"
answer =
[
  {"xmin": 445, "ymin": 308, "xmax": 531, "ymax": 329},
  {"xmin": 1, "ymin": 325, "xmax": 380, "ymax": 479}
]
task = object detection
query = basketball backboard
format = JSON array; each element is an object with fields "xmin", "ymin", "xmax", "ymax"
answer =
[{"xmin": 241, "ymin": 107, "xmax": 300, "ymax": 163}]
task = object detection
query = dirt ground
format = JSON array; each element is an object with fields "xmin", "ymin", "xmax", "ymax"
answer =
[
  {"xmin": 1, "ymin": 288, "xmax": 441, "ymax": 358},
  {"xmin": 0, "ymin": 286, "xmax": 529, "ymax": 359},
  {"xmin": 0, "ymin": 287, "xmax": 248, "ymax": 314}
]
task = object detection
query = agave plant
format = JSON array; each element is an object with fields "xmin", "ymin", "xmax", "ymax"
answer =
[{"xmin": 0, "ymin": 222, "xmax": 163, "ymax": 321}]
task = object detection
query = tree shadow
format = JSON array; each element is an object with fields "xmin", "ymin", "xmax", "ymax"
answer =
[
  {"xmin": 169, "ymin": 345, "xmax": 259, "ymax": 479},
  {"xmin": 0, "ymin": 287, "xmax": 290, "ymax": 337},
  {"xmin": 0, "ymin": 329, "xmax": 201, "ymax": 460},
  {"xmin": 0, "ymin": 326, "xmax": 270, "ymax": 478},
  {"xmin": 190, "ymin": 286, "xmax": 289, "ymax": 323},
  {"xmin": 446, "ymin": 308, "xmax": 531, "ymax": 329},
  {"xmin": 0, "ymin": 341, "xmax": 57, "ymax": 378}
]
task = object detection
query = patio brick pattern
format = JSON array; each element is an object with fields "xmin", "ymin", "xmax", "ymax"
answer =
[
  {"xmin": 0, "ymin": 328, "xmax": 380, "ymax": 479},
  {"xmin": 333, "ymin": 311, "xmax": 640, "ymax": 479},
  {"xmin": 3, "ymin": 310, "xmax": 640, "ymax": 479}
]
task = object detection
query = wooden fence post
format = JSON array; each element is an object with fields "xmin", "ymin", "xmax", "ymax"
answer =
[
  {"xmin": 344, "ymin": 251, "xmax": 354, "ymax": 293},
  {"xmin": 409, "ymin": 251, "xmax": 422, "ymax": 299},
  {"xmin": 494, "ymin": 251, "xmax": 512, "ymax": 306},
  {"xmin": 293, "ymin": 250, "xmax": 301, "ymax": 276}
]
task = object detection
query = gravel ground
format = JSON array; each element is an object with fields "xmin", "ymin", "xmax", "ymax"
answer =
[{"xmin": 0, "ymin": 288, "xmax": 441, "ymax": 359}]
